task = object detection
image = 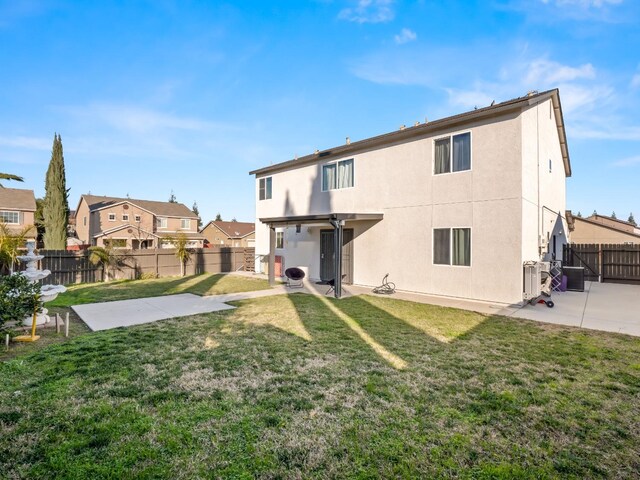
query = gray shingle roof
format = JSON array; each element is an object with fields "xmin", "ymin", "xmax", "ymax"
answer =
[
  {"xmin": 0, "ymin": 187, "xmax": 36, "ymax": 211},
  {"xmin": 82, "ymin": 195, "xmax": 197, "ymax": 218}
]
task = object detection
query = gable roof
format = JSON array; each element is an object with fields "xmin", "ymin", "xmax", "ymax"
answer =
[
  {"xmin": 81, "ymin": 194, "xmax": 197, "ymax": 218},
  {"xmin": 0, "ymin": 187, "xmax": 36, "ymax": 211},
  {"xmin": 567, "ymin": 211, "xmax": 640, "ymax": 240},
  {"xmin": 249, "ymin": 89, "xmax": 571, "ymax": 178},
  {"xmin": 201, "ymin": 220, "xmax": 255, "ymax": 239},
  {"xmin": 587, "ymin": 214, "xmax": 638, "ymax": 231}
]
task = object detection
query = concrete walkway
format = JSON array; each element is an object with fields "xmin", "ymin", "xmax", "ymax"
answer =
[{"xmin": 73, "ymin": 286, "xmax": 291, "ymax": 331}]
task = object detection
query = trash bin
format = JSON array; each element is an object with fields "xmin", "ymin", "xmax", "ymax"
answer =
[{"xmin": 563, "ymin": 266, "xmax": 585, "ymax": 292}]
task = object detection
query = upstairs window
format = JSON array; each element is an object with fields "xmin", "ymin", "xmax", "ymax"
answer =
[
  {"xmin": 83, "ymin": 216, "xmax": 87, "ymax": 226},
  {"xmin": 0, "ymin": 211, "xmax": 19, "ymax": 224},
  {"xmin": 108, "ymin": 213, "xmax": 116, "ymax": 221},
  {"xmin": 157, "ymin": 217, "xmax": 167, "ymax": 229},
  {"xmin": 122, "ymin": 214, "xmax": 129, "ymax": 221},
  {"xmin": 276, "ymin": 231, "xmax": 284, "ymax": 249},
  {"xmin": 259, "ymin": 177, "xmax": 272, "ymax": 200},
  {"xmin": 135, "ymin": 215, "xmax": 141, "ymax": 222},
  {"xmin": 181, "ymin": 219, "xmax": 191, "ymax": 229},
  {"xmin": 433, "ymin": 228, "xmax": 471, "ymax": 266},
  {"xmin": 434, "ymin": 132, "xmax": 471, "ymax": 174},
  {"xmin": 323, "ymin": 158, "xmax": 354, "ymax": 191}
]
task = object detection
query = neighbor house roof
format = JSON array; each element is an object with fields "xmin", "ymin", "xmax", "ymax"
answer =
[
  {"xmin": 587, "ymin": 214, "xmax": 638, "ymax": 232},
  {"xmin": 201, "ymin": 220, "xmax": 255, "ymax": 239},
  {"xmin": 249, "ymin": 88, "xmax": 571, "ymax": 177},
  {"xmin": 566, "ymin": 211, "xmax": 640, "ymax": 240},
  {"xmin": 81, "ymin": 194, "xmax": 197, "ymax": 218},
  {"xmin": 0, "ymin": 187, "xmax": 36, "ymax": 211}
]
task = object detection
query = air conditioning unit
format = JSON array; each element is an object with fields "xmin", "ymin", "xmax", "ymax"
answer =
[{"xmin": 523, "ymin": 261, "xmax": 542, "ymax": 300}]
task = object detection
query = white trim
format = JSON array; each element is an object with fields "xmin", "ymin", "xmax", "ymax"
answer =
[
  {"xmin": 108, "ymin": 213, "xmax": 116, "ymax": 221},
  {"xmin": 432, "ymin": 226, "xmax": 472, "ymax": 268},
  {"xmin": 0, "ymin": 210, "xmax": 20, "ymax": 224},
  {"xmin": 432, "ymin": 130, "xmax": 473, "ymax": 176},
  {"xmin": 321, "ymin": 158, "xmax": 355, "ymax": 192},
  {"xmin": 258, "ymin": 176, "xmax": 273, "ymax": 201},
  {"xmin": 156, "ymin": 217, "xmax": 168, "ymax": 229}
]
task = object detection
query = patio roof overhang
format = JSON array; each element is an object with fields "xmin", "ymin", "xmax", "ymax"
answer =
[{"xmin": 259, "ymin": 212, "xmax": 384, "ymax": 228}]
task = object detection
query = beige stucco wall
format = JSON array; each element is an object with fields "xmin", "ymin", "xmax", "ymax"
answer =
[
  {"xmin": 570, "ymin": 219, "xmax": 640, "ymax": 244},
  {"xmin": 2, "ymin": 210, "xmax": 36, "ymax": 238},
  {"xmin": 520, "ymin": 98, "xmax": 568, "ymax": 262},
  {"xmin": 253, "ymin": 107, "xmax": 562, "ymax": 305}
]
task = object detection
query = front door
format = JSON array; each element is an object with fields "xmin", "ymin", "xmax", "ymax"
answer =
[{"xmin": 320, "ymin": 229, "xmax": 354, "ymax": 283}]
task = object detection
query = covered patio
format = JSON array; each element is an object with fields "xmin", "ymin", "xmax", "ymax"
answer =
[{"xmin": 259, "ymin": 213, "xmax": 383, "ymax": 298}]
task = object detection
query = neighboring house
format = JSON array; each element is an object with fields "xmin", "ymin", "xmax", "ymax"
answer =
[
  {"xmin": 200, "ymin": 221, "xmax": 255, "ymax": 247},
  {"xmin": 567, "ymin": 212, "xmax": 640, "ymax": 244},
  {"xmin": 75, "ymin": 195, "xmax": 205, "ymax": 249},
  {"xmin": 0, "ymin": 187, "xmax": 37, "ymax": 240},
  {"xmin": 250, "ymin": 89, "xmax": 571, "ymax": 304}
]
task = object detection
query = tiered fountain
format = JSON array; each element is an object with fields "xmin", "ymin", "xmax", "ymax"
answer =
[{"xmin": 14, "ymin": 240, "xmax": 67, "ymax": 341}]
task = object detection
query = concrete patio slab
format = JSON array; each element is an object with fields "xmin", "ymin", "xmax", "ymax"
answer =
[
  {"xmin": 509, "ymin": 282, "xmax": 640, "ymax": 336},
  {"xmin": 72, "ymin": 294, "xmax": 236, "ymax": 331}
]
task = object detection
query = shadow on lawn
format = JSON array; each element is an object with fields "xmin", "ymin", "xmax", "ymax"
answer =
[{"xmin": 284, "ymin": 293, "xmax": 475, "ymax": 370}]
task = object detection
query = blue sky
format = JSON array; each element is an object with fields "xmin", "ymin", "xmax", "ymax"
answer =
[{"xmin": 1, "ymin": 0, "xmax": 639, "ymax": 222}]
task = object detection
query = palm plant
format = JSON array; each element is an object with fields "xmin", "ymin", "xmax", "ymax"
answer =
[
  {"xmin": 167, "ymin": 233, "xmax": 192, "ymax": 277},
  {"xmin": 0, "ymin": 173, "xmax": 24, "ymax": 187},
  {"xmin": 88, "ymin": 246, "xmax": 123, "ymax": 282},
  {"xmin": 0, "ymin": 223, "xmax": 31, "ymax": 274}
]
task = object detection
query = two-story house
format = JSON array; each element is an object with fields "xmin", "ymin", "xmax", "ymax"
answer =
[
  {"xmin": 250, "ymin": 89, "xmax": 571, "ymax": 305},
  {"xmin": 200, "ymin": 221, "xmax": 255, "ymax": 247},
  {"xmin": 75, "ymin": 195, "xmax": 204, "ymax": 249},
  {"xmin": 0, "ymin": 187, "xmax": 37, "ymax": 241}
]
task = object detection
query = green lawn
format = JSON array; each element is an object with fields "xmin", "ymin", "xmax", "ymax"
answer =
[
  {"xmin": 1, "ymin": 293, "xmax": 639, "ymax": 478},
  {"xmin": 47, "ymin": 272, "xmax": 272, "ymax": 308}
]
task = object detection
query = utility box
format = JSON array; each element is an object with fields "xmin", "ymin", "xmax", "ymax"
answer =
[{"xmin": 563, "ymin": 266, "xmax": 585, "ymax": 292}]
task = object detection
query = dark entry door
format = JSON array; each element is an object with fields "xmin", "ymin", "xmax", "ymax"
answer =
[{"xmin": 320, "ymin": 229, "xmax": 354, "ymax": 283}]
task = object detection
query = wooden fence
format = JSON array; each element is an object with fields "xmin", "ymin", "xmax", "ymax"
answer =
[
  {"xmin": 563, "ymin": 243, "xmax": 640, "ymax": 284},
  {"xmin": 22, "ymin": 247, "xmax": 256, "ymax": 285}
]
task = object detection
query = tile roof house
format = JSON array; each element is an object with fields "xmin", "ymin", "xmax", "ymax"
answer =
[
  {"xmin": 200, "ymin": 220, "xmax": 255, "ymax": 248},
  {"xmin": 250, "ymin": 89, "xmax": 571, "ymax": 304},
  {"xmin": 0, "ymin": 187, "xmax": 37, "ymax": 240},
  {"xmin": 567, "ymin": 212, "xmax": 640, "ymax": 244},
  {"xmin": 75, "ymin": 194, "xmax": 205, "ymax": 249}
]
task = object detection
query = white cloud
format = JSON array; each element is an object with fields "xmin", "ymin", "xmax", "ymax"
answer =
[
  {"xmin": 338, "ymin": 0, "xmax": 394, "ymax": 24},
  {"xmin": 542, "ymin": 0, "xmax": 623, "ymax": 7},
  {"xmin": 524, "ymin": 59, "xmax": 595, "ymax": 85},
  {"xmin": 631, "ymin": 73, "xmax": 640, "ymax": 88},
  {"xmin": 394, "ymin": 28, "xmax": 416, "ymax": 45},
  {"xmin": 612, "ymin": 155, "xmax": 640, "ymax": 166}
]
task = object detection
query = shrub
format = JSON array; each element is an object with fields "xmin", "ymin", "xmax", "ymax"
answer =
[{"xmin": 0, "ymin": 274, "xmax": 42, "ymax": 331}]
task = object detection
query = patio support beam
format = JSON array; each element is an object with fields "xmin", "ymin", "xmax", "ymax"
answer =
[
  {"xmin": 331, "ymin": 219, "xmax": 344, "ymax": 298},
  {"xmin": 268, "ymin": 226, "xmax": 276, "ymax": 286}
]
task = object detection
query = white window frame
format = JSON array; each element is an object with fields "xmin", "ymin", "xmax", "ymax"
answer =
[
  {"xmin": 180, "ymin": 218, "xmax": 191, "ymax": 230},
  {"xmin": 433, "ymin": 131, "xmax": 472, "ymax": 176},
  {"xmin": 157, "ymin": 217, "xmax": 168, "ymax": 229},
  {"xmin": 432, "ymin": 227, "xmax": 472, "ymax": 267},
  {"xmin": 259, "ymin": 177, "xmax": 272, "ymax": 201},
  {"xmin": 108, "ymin": 213, "xmax": 116, "ymax": 221},
  {"xmin": 0, "ymin": 211, "xmax": 20, "ymax": 224},
  {"xmin": 322, "ymin": 158, "xmax": 355, "ymax": 192},
  {"xmin": 134, "ymin": 215, "xmax": 141, "ymax": 222},
  {"xmin": 276, "ymin": 231, "xmax": 284, "ymax": 249},
  {"xmin": 122, "ymin": 214, "xmax": 129, "ymax": 221}
]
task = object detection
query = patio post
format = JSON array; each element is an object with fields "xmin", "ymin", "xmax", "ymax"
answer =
[
  {"xmin": 331, "ymin": 219, "xmax": 343, "ymax": 298},
  {"xmin": 268, "ymin": 226, "xmax": 276, "ymax": 286}
]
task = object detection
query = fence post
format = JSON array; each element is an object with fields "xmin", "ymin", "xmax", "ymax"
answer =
[
  {"xmin": 598, "ymin": 244, "xmax": 603, "ymax": 283},
  {"xmin": 155, "ymin": 251, "xmax": 159, "ymax": 277}
]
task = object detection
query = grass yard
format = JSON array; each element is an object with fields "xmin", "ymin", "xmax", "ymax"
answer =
[
  {"xmin": 47, "ymin": 272, "xmax": 272, "ymax": 308},
  {"xmin": 1, "ymin": 293, "xmax": 639, "ymax": 478}
]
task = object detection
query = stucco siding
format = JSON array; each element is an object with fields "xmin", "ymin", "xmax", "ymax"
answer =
[{"xmin": 571, "ymin": 219, "xmax": 640, "ymax": 244}]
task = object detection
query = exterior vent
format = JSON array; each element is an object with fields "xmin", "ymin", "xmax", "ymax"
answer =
[{"xmin": 319, "ymin": 151, "xmax": 331, "ymax": 157}]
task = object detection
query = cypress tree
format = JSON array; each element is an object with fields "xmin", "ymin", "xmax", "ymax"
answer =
[
  {"xmin": 629, "ymin": 213, "xmax": 636, "ymax": 226},
  {"xmin": 43, "ymin": 134, "xmax": 69, "ymax": 249}
]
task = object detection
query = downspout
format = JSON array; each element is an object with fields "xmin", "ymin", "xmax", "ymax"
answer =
[{"xmin": 536, "ymin": 104, "xmax": 542, "ymax": 258}]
